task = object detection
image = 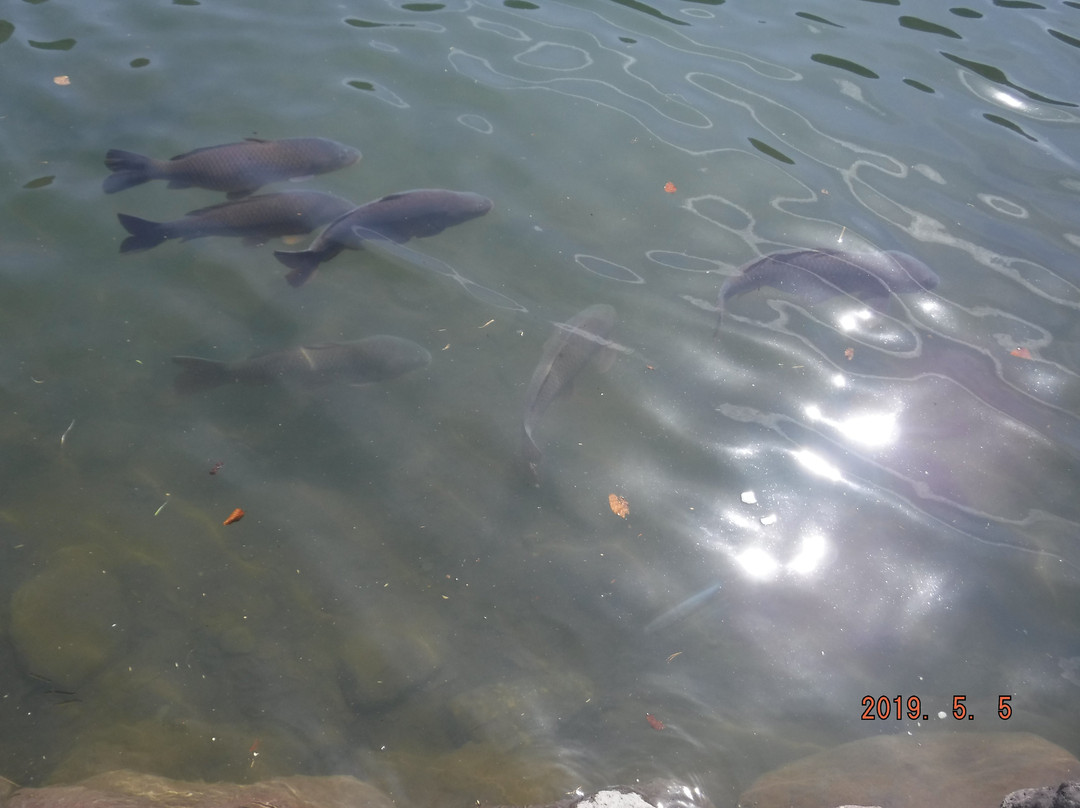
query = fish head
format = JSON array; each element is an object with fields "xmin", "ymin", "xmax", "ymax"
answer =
[
  {"xmin": 308, "ymin": 138, "xmax": 362, "ymax": 172},
  {"xmin": 361, "ymin": 336, "xmax": 431, "ymax": 378},
  {"xmin": 448, "ymin": 191, "xmax": 493, "ymax": 224},
  {"xmin": 402, "ymin": 191, "xmax": 493, "ymax": 237},
  {"xmin": 360, "ymin": 337, "xmax": 432, "ymax": 378},
  {"xmin": 884, "ymin": 250, "xmax": 940, "ymax": 291}
]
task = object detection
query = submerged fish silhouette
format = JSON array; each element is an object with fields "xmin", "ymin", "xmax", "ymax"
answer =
[
  {"xmin": 272, "ymin": 189, "xmax": 493, "ymax": 287},
  {"xmin": 716, "ymin": 248, "xmax": 939, "ymax": 327},
  {"xmin": 116, "ymin": 191, "xmax": 356, "ymax": 253},
  {"xmin": 521, "ymin": 304, "xmax": 617, "ymax": 483},
  {"xmin": 172, "ymin": 335, "xmax": 430, "ymax": 395},
  {"xmin": 103, "ymin": 137, "xmax": 360, "ymax": 198}
]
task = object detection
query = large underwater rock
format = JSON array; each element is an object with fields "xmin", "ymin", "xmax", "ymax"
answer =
[
  {"xmin": 0, "ymin": 770, "xmax": 395, "ymax": 808},
  {"xmin": 0, "ymin": 772, "xmax": 711, "ymax": 808},
  {"xmin": 9, "ymin": 551, "xmax": 130, "ymax": 691},
  {"xmin": 737, "ymin": 731, "xmax": 1080, "ymax": 808},
  {"xmin": 1001, "ymin": 781, "xmax": 1080, "ymax": 808}
]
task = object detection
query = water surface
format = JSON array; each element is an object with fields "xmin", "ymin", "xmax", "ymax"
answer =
[{"xmin": 2, "ymin": 0, "xmax": 1079, "ymax": 804}]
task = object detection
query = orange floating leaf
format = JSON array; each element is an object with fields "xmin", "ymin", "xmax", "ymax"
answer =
[
  {"xmin": 608, "ymin": 494, "xmax": 630, "ymax": 518},
  {"xmin": 223, "ymin": 508, "xmax": 245, "ymax": 525},
  {"xmin": 663, "ymin": 181, "xmax": 677, "ymax": 193},
  {"xmin": 844, "ymin": 347, "xmax": 854, "ymax": 360},
  {"xmin": 1010, "ymin": 347, "xmax": 1032, "ymax": 359},
  {"xmin": 645, "ymin": 712, "xmax": 665, "ymax": 731}
]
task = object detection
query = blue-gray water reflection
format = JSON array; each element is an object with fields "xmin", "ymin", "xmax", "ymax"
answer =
[{"xmin": 1, "ymin": 0, "xmax": 1079, "ymax": 805}]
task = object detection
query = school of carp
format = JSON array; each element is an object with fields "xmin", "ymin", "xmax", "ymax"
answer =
[{"xmin": 105, "ymin": 135, "xmax": 939, "ymax": 483}]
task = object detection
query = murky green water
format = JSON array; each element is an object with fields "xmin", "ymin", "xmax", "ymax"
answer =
[{"xmin": 2, "ymin": 0, "xmax": 1079, "ymax": 805}]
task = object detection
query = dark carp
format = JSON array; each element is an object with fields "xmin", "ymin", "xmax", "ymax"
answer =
[
  {"xmin": 103, "ymin": 137, "xmax": 360, "ymax": 198},
  {"xmin": 273, "ymin": 189, "xmax": 493, "ymax": 287},
  {"xmin": 116, "ymin": 191, "xmax": 356, "ymax": 253},
  {"xmin": 521, "ymin": 304, "xmax": 617, "ymax": 483},
  {"xmin": 717, "ymin": 248, "xmax": 939, "ymax": 325},
  {"xmin": 172, "ymin": 335, "xmax": 430, "ymax": 395}
]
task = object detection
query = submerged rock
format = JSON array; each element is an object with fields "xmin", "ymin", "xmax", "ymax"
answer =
[
  {"xmin": 9, "ymin": 550, "xmax": 130, "ymax": 690},
  {"xmin": 738, "ymin": 731, "xmax": 1080, "ymax": 808},
  {"xmin": 2, "ymin": 770, "xmax": 394, "ymax": 808},
  {"xmin": 1001, "ymin": 781, "xmax": 1080, "ymax": 808}
]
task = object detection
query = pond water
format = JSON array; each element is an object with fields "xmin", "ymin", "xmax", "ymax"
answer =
[{"xmin": 2, "ymin": 0, "xmax": 1079, "ymax": 805}]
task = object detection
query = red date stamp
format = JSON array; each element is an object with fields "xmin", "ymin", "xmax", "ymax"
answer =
[{"xmin": 861, "ymin": 695, "xmax": 1013, "ymax": 721}]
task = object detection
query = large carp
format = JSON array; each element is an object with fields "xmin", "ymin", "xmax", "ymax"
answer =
[
  {"xmin": 103, "ymin": 137, "xmax": 360, "ymax": 198},
  {"xmin": 116, "ymin": 191, "xmax": 356, "ymax": 252},
  {"xmin": 717, "ymin": 248, "xmax": 939, "ymax": 325},
  {"xmin": 273, "ymin": 189, "xmax": 493, "ymax": 287}
]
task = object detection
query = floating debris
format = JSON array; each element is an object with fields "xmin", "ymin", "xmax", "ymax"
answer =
[
  {"xmin": 609, "ymin": 494, "xmax": 630, "ymax": 518},
  {"xmin": 223, "ymin": 508, "xmax": 245, "ymax": 525}
]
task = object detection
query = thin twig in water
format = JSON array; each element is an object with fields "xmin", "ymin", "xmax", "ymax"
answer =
[{"xmin": 60, "ymin": 419, "xmax": 75, "ymax": 447}]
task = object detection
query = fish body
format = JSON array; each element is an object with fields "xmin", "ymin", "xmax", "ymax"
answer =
[
  {"xmin": 718, "ymin": 248, "xmax": 939, "ymax": 321},
  {"xmin": 116, "ymin": 191, "xmax": 356, "ymax": 253},
  {"xmin": 103, "ymin": 137, "xmax": 360, "ymax": 197},
  {"xmin": 172, "ymin": 335, "xmax": 430, "ymax": 394},
  {"xmin": 521, "ymin": 304, "xmax": 617, "ymax": 482},
  {"xmin": 273, "ymin": 189, "xmax": 493, "ymax": 287}
]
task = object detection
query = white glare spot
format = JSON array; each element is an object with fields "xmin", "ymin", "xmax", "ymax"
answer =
[
  {"xmin": 831, "ymin": 373, "xmax": 847, "ymax": 388},
  {"xmin": 741, "ymin": 490, "xmax": 757, "ymax": 504},
  {"xmin": 794, "ymin": 449, "xmax": 842, "ymax": 482},
  {"xmin": 990, "ymin": 88, "xmax": 1025, "ymax": 109},
  {"xmin": 787, "ymin": 533, "xmax": 827, "ymax": 575},
  {"xmin": 838, "ymin": 412, "xmax": 898, "ymax": 447},
  {"xmin": 837, "ymin": 308, "xmax": 873, "ymax": 331},
  {"xmin": 735, "ymin": 547, "xmax": 780, "ymax": 580},
  {"xmin": 804, "ymin": 405, "xmax": 900, "ymax": 448}
]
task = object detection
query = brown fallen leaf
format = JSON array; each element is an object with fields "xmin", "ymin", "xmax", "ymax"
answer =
[
  {"xmin": 1010, "ymin": 347, "xmax": 1032, "ymax": 359},
  {"xmin": 609, "ymin": 494, "xmax": 629, "ymax": 518},
  {"xmin": 223, "ymin": 508, "xmax": 245, "ymax": 525},
  {"xmin": 844, "ymin": 347, "xmax": 854, "ymax": 360}
]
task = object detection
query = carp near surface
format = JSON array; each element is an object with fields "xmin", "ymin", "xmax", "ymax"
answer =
[
  {"xmin": 172, "ymin": 335, "xmax": 431, "ymax": 394},
  {"xmin": 521, "ymin": 304, "xmax": 617, "ymax": 483},
  {"xmin": 717, "ymin": 248, "xmax": 940, "ymax": 322},
  {"xmin": 102, "ymin": 137, "xmax": 360, "ymax": 198},
  {"xmin": 273, "ymin": 189, "xmax": 494, "ymax": 287},
  {"xmin": 116, "ymin": 191, "xmax": 356, "ymax": 253}
]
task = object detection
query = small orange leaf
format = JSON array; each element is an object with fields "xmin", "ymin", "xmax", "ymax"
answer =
[
  {"xmin": 645, "ymin": 713, "xmax": 665, "ymax": 730},
  {"xmin": 609, "ymin": 494, "xmax": 630, "ymax": 518},
  {"xmin": 223, "ymin": 508, "xmax": 245, "ymax": 525},
  {"xmin": 663, "ymin": 181, "xmax": 677, "ymax": 193},
  {"xmin": 1010, "ymin": 347, "xmax": 1032, "ymax": 359},
  {"xmin": 844, "ymin": 347, "xmax": 854, "ymax": 360}
]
